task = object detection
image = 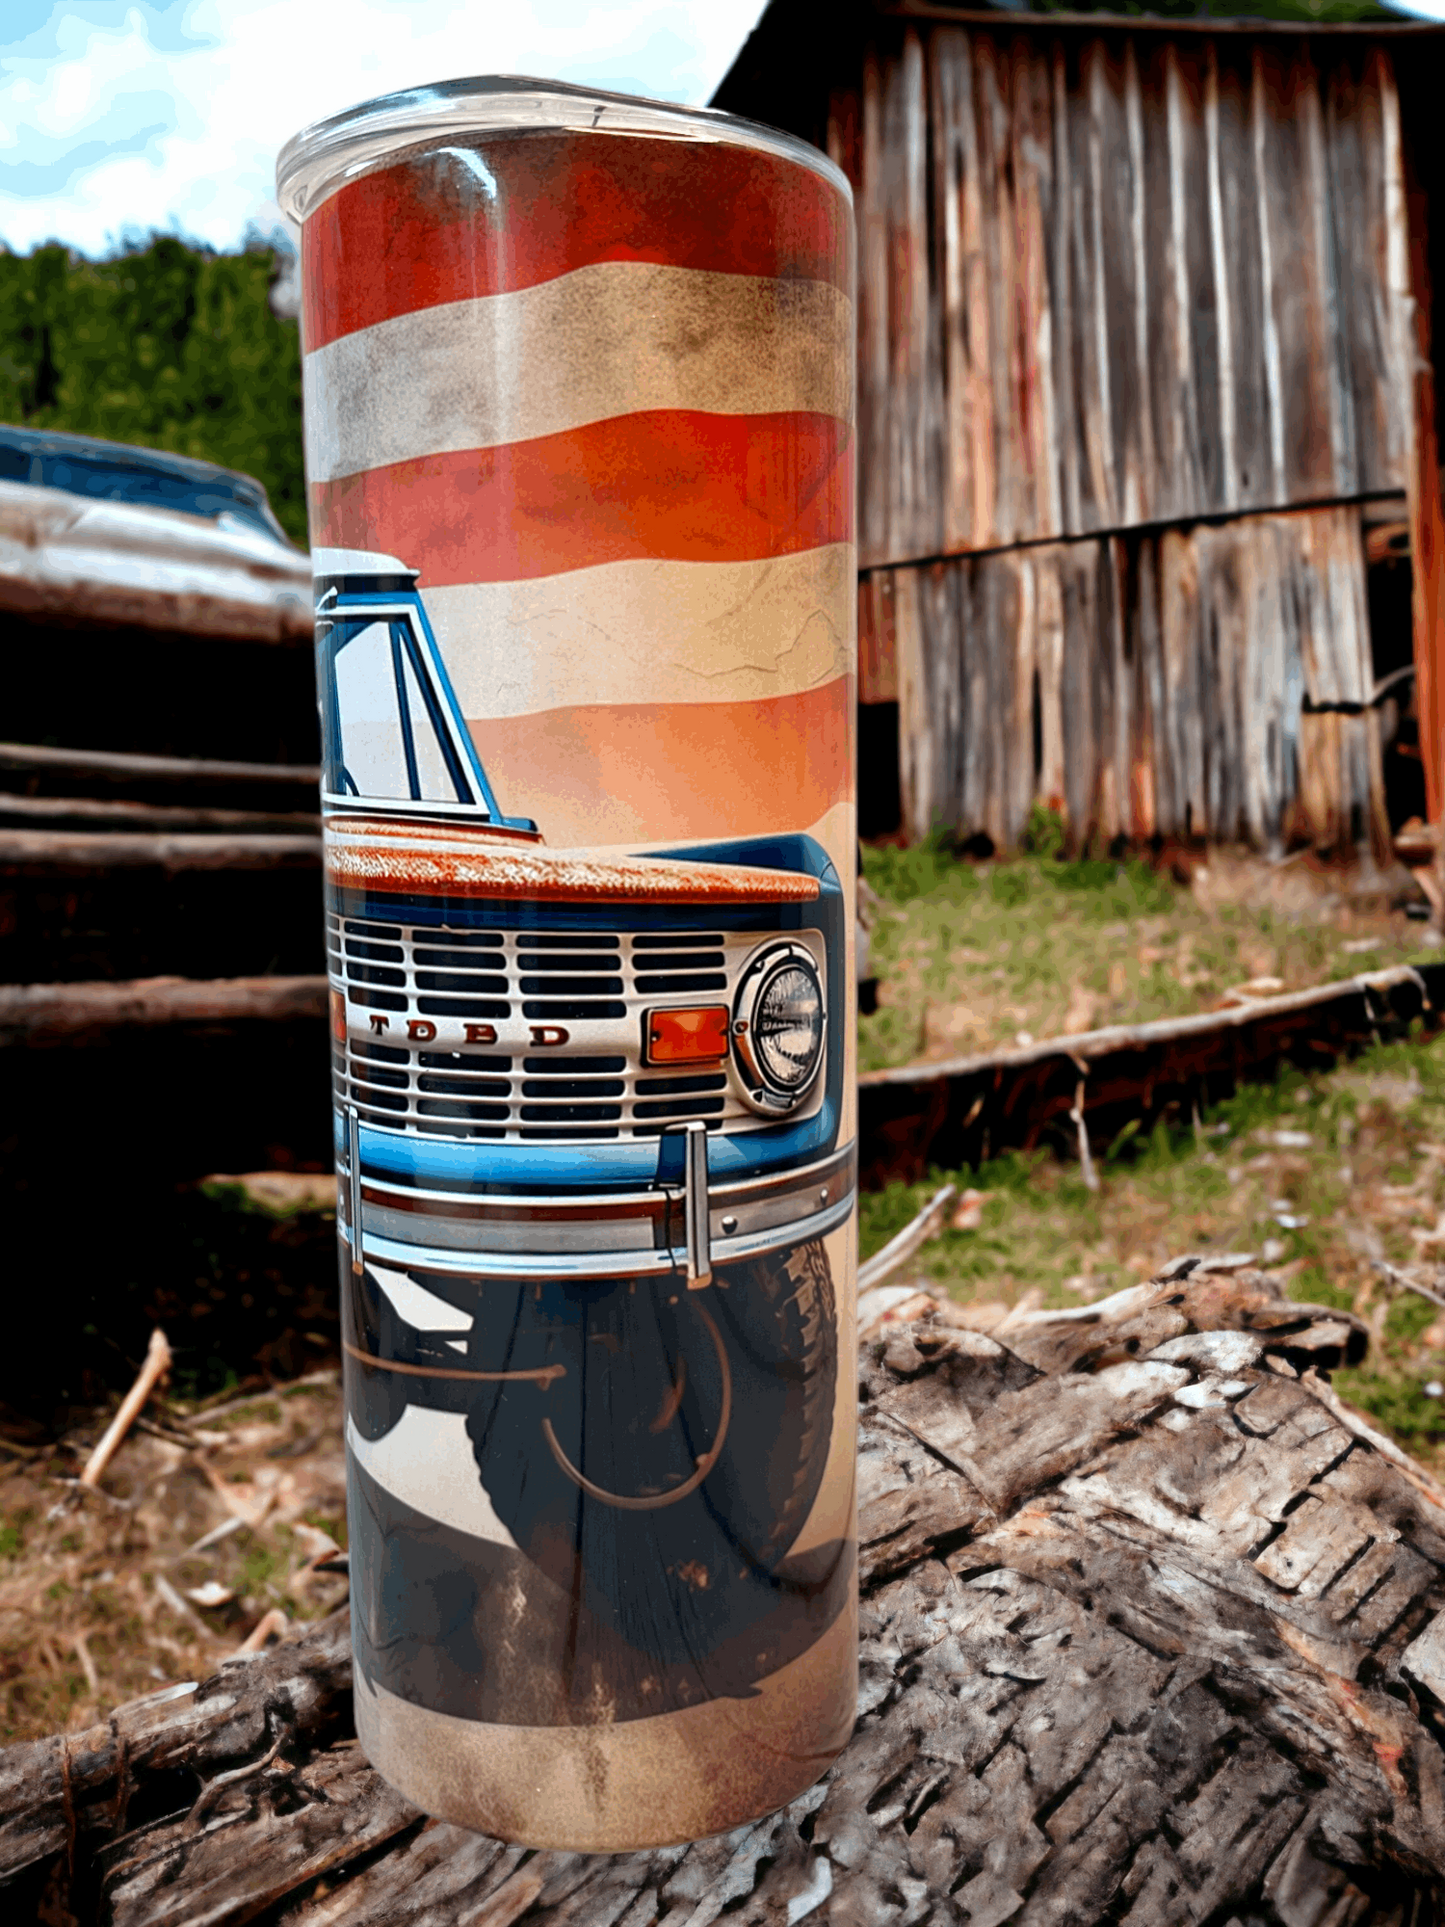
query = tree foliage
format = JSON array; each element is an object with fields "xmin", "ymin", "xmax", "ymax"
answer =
[{"xmin": 0, "ymin": 234, "xmax": 306, "ymax": 545}]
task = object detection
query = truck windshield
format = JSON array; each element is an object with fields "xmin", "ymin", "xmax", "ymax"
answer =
[{"xmin": 323, "ymin": 616, "xmax": 474, "ymax": 806}]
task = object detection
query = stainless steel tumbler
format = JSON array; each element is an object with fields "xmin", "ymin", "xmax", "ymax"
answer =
[{"xmin": 278, "ymin": 76, "xmax": 858, "ymax": 1849}]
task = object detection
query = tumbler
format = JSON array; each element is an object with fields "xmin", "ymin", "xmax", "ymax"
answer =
[{"xmin": 277, "ymin": 77, "xmax": 857, "ymax": 1851}]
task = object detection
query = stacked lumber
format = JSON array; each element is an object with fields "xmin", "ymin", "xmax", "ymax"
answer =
[
  {"xmin": 2, "ymin": 707, "xmax": 330, "ymax": 1343},
  {"xmin": 6, "ymin": 1262, "xmax": 1444, "ymax": 1925},
  {"xmin": 0, "ymin": 740, "xmax": 323, "ymax": 1004},
  {"xmin": 0, "ymin": 463, "xmax": 335, "ymax": 1391}
]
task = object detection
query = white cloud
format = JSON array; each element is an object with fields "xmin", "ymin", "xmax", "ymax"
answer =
[{"xmin": 0, "ymin": 0, "xmax": 767, "ymax": 256}]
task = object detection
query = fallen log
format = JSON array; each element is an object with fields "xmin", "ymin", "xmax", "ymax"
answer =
[
  {"xmin": 0, "ymin": 742, "xmax": 321, "ymax": 801},
  {"xmin": 0, "ymin": 792, "xmax": 321, "ymax": 834},
  {"xmin": 0, "ymin": 830, "xmax": 322, "ymax": 876},
  {"xmin": 864, "ymin": 968, "xmax": 1437, "ymax": 1091},
  {"xmin": 860, "ymin": 963, "xmax": 1445, "ymax": 1184},
  {"xmin": 5, "ymin": 1266, "xmax": 1444, "ymax": 1925},
  {"xmin": 0, "ymin": 975, "xmax": 330, "ymax": 1046}
]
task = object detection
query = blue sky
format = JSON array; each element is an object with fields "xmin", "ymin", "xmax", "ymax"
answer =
[{"xmin": 0, "ymin": 1, "xmax": 769, "ymax": 256}]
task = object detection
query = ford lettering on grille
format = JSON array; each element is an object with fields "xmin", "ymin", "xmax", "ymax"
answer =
[{"xmin": 327, "ymin": 913, "xmax": 825, "ymax": 1143}]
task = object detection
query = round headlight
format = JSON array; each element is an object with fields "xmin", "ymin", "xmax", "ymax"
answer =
[
  {"xmin": 733, "ymin": 943, "xmax": 826, "ymax": 1113},
  {"xmin": 755, "ymin": 964, "xmax": 824, "ymax": 1090}
]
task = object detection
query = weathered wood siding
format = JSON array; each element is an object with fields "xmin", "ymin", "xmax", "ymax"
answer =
[
  {"xmin": 833, "ymin": 29, "xmax": 1411, "ymax": 573},
  {"xmin": 865, "ymin": 502, "xmax": 1386, "ymax": 853}
]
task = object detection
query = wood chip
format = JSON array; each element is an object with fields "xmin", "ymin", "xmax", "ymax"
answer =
[
  {"xmin": 1401, "ymin": 1612, "xmax": 1445, "ymax": 1702},
  {"xmin": 185, "ymin": 1583, "xmax": 234, "ymax": 1610}
]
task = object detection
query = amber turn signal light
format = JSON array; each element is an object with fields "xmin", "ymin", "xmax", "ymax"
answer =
[{"xmin": 645, "ymin": 1005, "xmax": 730, "ymax": 1065}]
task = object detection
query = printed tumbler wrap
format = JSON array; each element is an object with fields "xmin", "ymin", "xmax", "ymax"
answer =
[{"xmin": 295, "ymin": 108, "xmax": 857, "ymax": 1851}]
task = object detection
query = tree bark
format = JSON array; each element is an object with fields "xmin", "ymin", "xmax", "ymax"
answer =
[{"xmin": 6, "ymin": 1265, "xmax": 1445, "ymax": 1926}]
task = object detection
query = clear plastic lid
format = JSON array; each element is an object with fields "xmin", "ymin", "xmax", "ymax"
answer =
[{"xmin": 275, "ymin": 74, "xmax": 851, "ymax": 223}]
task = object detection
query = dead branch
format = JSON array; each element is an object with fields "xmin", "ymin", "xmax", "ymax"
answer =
[
  {"xmin": 151, "ymin": 1576, "xmax": 213, "ymax": 1641},
  {"xmin": 1069, "ymin": 1078, "xmax": 1099, "ymax": 1189},
  {"xmin": 1373, "ymin": 1257, "xmax": 1445, "ymax": 1315},
  {"xmin": 857, "ymin": 1184, "xmax": 958, "ymax": 1293},
  {"xmin": 80, "ymin": 1330, "xmax": 172, "ymax": 1488},
  {"xmin": 233, "ymin": 1610, "xmax": 289, "ymax": 1656},
  {"xmin": 71, "ymin": 1635, "xmax": 98, "ymax": 1698}
]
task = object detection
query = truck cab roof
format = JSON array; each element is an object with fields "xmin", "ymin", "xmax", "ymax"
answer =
[{"xmin": 0, "ymin": 425, "xmax": 293, "ymax": 548}]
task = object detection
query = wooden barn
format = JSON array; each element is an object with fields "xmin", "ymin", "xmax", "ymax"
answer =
[{"xmin": 712, "ymin": 5, "xmax": 1445, "ymax": 858}]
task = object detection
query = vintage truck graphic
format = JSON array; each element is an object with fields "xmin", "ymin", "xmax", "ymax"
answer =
[
  {"xmin": 317, "ymin": 548, "xmax": 855, "ymax": 1699},
  {"xmin": 315, "ymin": 547, "xmax": 855, "ymax": 1289}
]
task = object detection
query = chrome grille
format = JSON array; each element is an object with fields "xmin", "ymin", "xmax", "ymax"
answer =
[{"xmin": 326, "ymin": 914, "xmax": 818, "ymax": 1142}]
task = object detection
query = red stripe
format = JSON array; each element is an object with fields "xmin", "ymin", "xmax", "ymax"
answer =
[
  {"xmin": 302, "ymin": 131, "xmax": 852, "ymax": 351},
  {"xmin": 310, "ymin": 411, "xmax": 853, "ymax": 584},
  {"xmin": 464, "ymin": 680, "xmax": 853, "ymax": 847}
]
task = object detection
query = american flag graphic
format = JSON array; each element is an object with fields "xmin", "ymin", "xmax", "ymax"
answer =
[{"xmin": 300, "ymin": 128, "xmax": 856, "ymax": 852}]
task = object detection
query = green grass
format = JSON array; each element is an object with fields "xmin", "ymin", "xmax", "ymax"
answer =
[
  {"xmin": 235, "ymin": 1536, "xmax": 288, "ymax": 1606},
  {"xmin": 301, "ymin": 1508, "xmax": 347, "ymax": 1551},
  {"xmin": 858, "ymin": 1031, "xmax": 1445, "ymax": 1468},
  {"xmin": 859, "ymin": 839, "xmax": 1437, "ymax": 1073}
]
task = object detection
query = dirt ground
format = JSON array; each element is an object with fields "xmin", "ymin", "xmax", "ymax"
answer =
[{"xmin": 0, "ymin": 1372, "xmax": 348, "ymax": 1743}]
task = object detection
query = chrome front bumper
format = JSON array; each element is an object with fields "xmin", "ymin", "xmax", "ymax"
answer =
[{"xmin": 339, "ymin": 1130, "xmax": 856, "ymax": 1282}]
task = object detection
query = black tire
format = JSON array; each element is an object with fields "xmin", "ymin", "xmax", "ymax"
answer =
[
  {"xmin": 340, "ymin": 1237, "xmax": 840, "ymax": 1669},
  {"xmin": 464, "ymin": 1238, "xmax": 839, "ymax": 1663},
  {"xmin": 724, "ymin": 1237, "xmax": 837, "ymax": 1569}
]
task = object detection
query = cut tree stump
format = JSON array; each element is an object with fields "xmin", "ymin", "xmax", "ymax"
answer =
[{"xmin": 6, "ymin": 1262, "xmax": 1445, "ymax": 1926}]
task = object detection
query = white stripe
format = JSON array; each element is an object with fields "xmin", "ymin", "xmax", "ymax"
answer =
[
  {"xmin": 304, "ymin": 262, "xmax": 853, "ymax": 484},
  {"xmin": 420, "ymin": 544, "xmax": 855, "ymax": 720},
  {"xmin": 368, "ymin": 1262, "xmax": 473, "ymax": 1332},
  {"xmin": 347, "ymin": 1410, "xmax": 520, "ymax": 1548}
]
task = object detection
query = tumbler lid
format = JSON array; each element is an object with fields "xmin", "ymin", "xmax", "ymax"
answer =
[{"xmin": 275, "ymin": 74, "xmax": 851, "ymax": 224}]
